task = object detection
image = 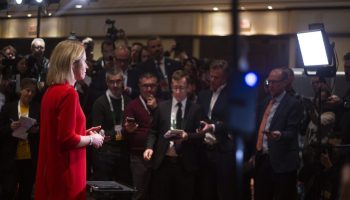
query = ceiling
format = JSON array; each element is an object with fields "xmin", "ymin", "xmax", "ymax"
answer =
[{"xmin": 2, "ymin": 0, "xmax": 350, "ymax": 17}]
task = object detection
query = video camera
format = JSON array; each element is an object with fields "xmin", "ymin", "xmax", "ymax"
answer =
[{"xmin": 105, "ymin": 19, "xmax": 123, "ymax": 42}]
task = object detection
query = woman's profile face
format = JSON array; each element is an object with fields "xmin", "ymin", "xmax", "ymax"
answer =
[
  {"xmin": 16, "ymin": 58, "xmax": 28, "ymax": 74},
  {"xmin": 73, "ymin": 52, "xmax": 88, "ymax": 81}
]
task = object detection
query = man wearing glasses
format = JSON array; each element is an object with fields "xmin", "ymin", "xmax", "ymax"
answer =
[
  {"xmin": 27, "ymin": 38, "xmax": 49, "ymax": 92},
  {"xmin": 123, "ymin": 73, "xmax": 159, "ymax": 200},
  {"xmin": 90, "ymin": 68, "xmax": 132, "ymax": 199},
  {"xmin": 143, "ymin": 70, "xmax": 202, "ymax": 200},
  {"xmin": 254, "ymin": 68, "xmax": 303, "ymax": 200}
]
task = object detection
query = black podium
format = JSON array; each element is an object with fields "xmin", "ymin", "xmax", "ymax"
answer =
[{"xmin": 87, "ymin": 181, "xmax": 136, "ymax": 200}]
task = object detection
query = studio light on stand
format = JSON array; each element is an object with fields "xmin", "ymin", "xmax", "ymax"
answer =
[
  {"xmin": 297, "ymin": 24, "xmax": 340, "ymax": 155},
  {"xmin": 297, "ymin": 24, "xmax": 337, "ymax": 77}
]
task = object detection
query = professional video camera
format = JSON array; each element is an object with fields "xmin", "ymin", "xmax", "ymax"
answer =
[{"xmin": 105, "ymin": 19, "xmax": 124, "ymax": 42}]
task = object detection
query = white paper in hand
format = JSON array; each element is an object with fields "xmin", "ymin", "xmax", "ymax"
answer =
[{"xmin": 12, "ymin": 116, "xmax": 37, "ymax": 140}]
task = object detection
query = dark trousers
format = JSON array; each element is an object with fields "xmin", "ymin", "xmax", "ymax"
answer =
[
  {"xmin": 196, "ymin": 150, "xmax": 235, "ymax": 200},
  {"xmin": 151, "ymin": 156, "xmax": 195, "ymax": 200},
  {"xmin": 130, "ymin": 154, "xmax": 152, "ymax": 200},
  {"xmin": 254, "ymin": 154, "xmax": 297, "ymax": 200},
  {"xmin": 1, "ymin": 159, "xmax": 35, "ymax": 200},
  {"xmin": 92, "ymin": 146, "xmax": 132, "ymax": 200}
]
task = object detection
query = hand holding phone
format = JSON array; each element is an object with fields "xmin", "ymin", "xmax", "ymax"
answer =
[{"xmin": 199, "ymin": 122, "xmax": 205, "ymax": 130}]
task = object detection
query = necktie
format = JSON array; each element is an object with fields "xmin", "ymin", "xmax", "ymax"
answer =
[
  {"xmin": 176, "ymin": 102, "xmax": 182, "ymax": 129},
  {"xmin": 256, "ymin": 98, "xmax": 275, "ymax": 151},
  {"xmin": 156, "ymin": 60, "xmax": 164, "ymax": 79},
  {"xmin": 175, "ymin": 102, "xmax": 183, "ymax": 154}
]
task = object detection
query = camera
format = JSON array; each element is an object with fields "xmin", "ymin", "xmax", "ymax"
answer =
[
  {"xmin": 105, "ymin": 18, "xmax": 119, "ymax": 42},
  {"xmin": 105, "ymin": 19, "xmax": 115, "ymax": 25}
]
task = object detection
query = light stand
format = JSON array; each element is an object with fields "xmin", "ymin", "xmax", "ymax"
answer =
[{"xmin": 36, "ymin": 5, "xmax": 42, "ymax": 37}]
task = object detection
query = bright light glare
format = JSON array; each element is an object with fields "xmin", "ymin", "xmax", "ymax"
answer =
[
  {"xmin": 75, "ymin": 4, "xmax": 83, "ymax": 8},
  {"xmin": 236, "ymin": 149, "xmax": 244, "ymax": 162},
  {"xmin": 297, "ymin": 30, "xmax": 329, "ymax": 66},
  {"xmin": 244, "ymin": 72, "xmax": 258, "ymax": 87},
  {"xmin": 213, "ymin": 7, "xmax": 219, "ymax": 11},
  {"xmin": 267, "ymin": 6, "xmax": 273, "ymax": 10},
  {"xmin": 27, "ymin": 13, "xmax": 32, "ymax": 17},
  {"xmin": 36, "ymin": 0, "xmax": 43, "ymax": 3},
  {"xmin": 15, "ymin": 0, "xmax": 22, "ymax": 4}
]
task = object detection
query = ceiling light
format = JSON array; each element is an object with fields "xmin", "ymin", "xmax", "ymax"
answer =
[
  {"xmin": 15, "ymin": 0, "xmax": 23, "ymax": 4},
  {"xmin": 27, "ymin": 13, "xmax": 32, "ymax": 17},
  {"xmin": 48, "ymin": 12, "xmax": 52, "ymax": 16},
  {"xmin": 267, "ymin": 6, "xmax": 273, "ymax": 10},
  {"xmin": 75, "ymin": 4, "xmax": 83, "ymax": 8},
  {"xmin": 213, "ymin": 7, "xmax": 219, "ymax": 11},
  {"xmin": 36, "ymin": 0, "xmax": 43, "ymax": 3},
  {"xmin": 7, "ymin": 14, "xmax": 12, "ymax": 18}
]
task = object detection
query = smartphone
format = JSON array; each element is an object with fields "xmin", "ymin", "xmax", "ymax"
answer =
[
  {"xmin": 199, "ymin": 122, "xmax": 205, "ymax": 130},
  {"xmin": 170, "ymin": 129, "xmax": 182, "ymax": 135},
  {"xmin": 126, "ymin": 117, "xmax": 136, "ymax": 123}
]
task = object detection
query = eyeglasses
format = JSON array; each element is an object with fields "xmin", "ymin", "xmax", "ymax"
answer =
[
  {"xmin": 265, "ymin": 79, "xmax": 284, "ymax": 86},
  {"xmin": 33, "ymin": 46, "xmax": 44, "ymax": 50}
]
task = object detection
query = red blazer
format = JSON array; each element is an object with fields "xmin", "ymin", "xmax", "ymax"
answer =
[{"xmin": 35, "ymin": 84, "xmax": 86, "ymax": 200}]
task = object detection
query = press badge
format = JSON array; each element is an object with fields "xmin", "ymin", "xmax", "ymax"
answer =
[{"xmin": 114, "ymin": 125, "xmax": 123, "ymax": 141}]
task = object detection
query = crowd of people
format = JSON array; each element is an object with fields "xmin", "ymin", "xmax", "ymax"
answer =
[{"xmin": 0, "ymin": 34, "xmax": 350, "ymax": 200}]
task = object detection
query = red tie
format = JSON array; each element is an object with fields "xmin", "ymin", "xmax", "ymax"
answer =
[{"xmin": 256, "ymin": 99, "xmax": 275, "ymax": 151}]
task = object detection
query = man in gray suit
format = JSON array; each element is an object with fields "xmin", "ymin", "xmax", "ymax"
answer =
[{"xmin": 254, "ymin": 68, "xmax": 303, "ymax": 200}]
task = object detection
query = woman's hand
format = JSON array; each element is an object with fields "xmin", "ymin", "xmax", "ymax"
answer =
[
  {"xmin": 10, "ymin": 121, "xmax": 21, "ymax": 130},
  {"xmin": 90, "ymin": 133, "xmax": 104, "ymax": 149},
  {"xmin": 87, "ymin": 125, "xmax": 101, "ymax": 135}
]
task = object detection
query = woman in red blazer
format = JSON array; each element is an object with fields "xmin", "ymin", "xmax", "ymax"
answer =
[{"xmin": 35, "ymin": 40, "xmax": 104, "ymax": 200}]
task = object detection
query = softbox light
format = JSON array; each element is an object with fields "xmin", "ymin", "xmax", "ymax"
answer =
[{"xmin": 297, "ymin": 29, "xmax": 336, "ymax": 77}]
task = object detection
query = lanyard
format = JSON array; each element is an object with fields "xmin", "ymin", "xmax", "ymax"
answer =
[
  {"xmin": 106, "ymin": 90, "xmax": 124, "ymax": 125},
  {"xmin": 139, "ymin": 95, "xmax": 150, "ymax": 115},
  {"xmin": 17, "ymin": 101, "xmax": 29, "ymax": 118}
]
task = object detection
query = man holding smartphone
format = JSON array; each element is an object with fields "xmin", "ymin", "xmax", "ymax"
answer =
[
  {"xmin": 143, "ymin": 70, "xmax": 202, "ymax": 200},
  {"xmin": 254, "ymin": 68, "xmax": 303, "ymax": 200},
  {"xmin": 123, "ymin": 73, "xmax": 159, "ymax": 200}
]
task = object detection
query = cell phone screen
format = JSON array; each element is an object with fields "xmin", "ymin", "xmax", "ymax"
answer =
[{"xmin": 126, "ymin": 117, "xmax": 135, "ymax": 123}]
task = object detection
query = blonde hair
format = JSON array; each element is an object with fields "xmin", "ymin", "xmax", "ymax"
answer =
[{"xmin": 46, "ymin": 40, "xmax": 85, "ymax": 85}]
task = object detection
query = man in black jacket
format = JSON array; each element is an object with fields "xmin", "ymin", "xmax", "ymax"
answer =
[
  {"xmin": 143, "ymin": 70, "xmax": 202, "ymax": 200},
  {"xmin": 137, "ymin": 36, "xmax": 181, "ymax": 100}
]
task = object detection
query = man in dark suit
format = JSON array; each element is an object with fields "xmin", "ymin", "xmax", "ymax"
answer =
[
  {"xmin": 196, "ymin": 60, "xmax": 235, "ymax": 200},
  {"xmin": 137, "ymin": 36, "xmax": 182, "ymax": 100},
  {"xmin": 143, "ymin": 70, "xmax": 202, "ymax": 200},
  {"xmin": 85, "ymin": 40, "xmax": 115, "ymax": 123},
  {"xmin": 114, "ymin": 45, "xmax": 139, "ymax": 99},
  {"xmin": 254, "ymin": 68, "xmax": 303, "ymax": 200}
]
